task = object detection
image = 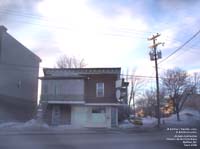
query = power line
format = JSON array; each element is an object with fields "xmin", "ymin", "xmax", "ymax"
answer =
[
  {"xmin": 171, "ymin": 38, "xmax": 200, "ymax": 59},
  {"xmin": 1, "ymin": 17, "xmax": 149, "ymax": 39},
  {"xmin": 0, "ymin": 9, "xmax": 153, "ymax": 36},
  {"xmin": 159, "ymin": 29, "xmax": 200, "ymax": 65},
  {"xmin": 0, "ymin": 8, "xmax": 184, "ymax": 44},
  {"xmin": 0, "ymin": 63, "xmax": 161, "ymax": 78},
  {"xmin": 120, "ymin": 74, "xmax": 157, "ymax": 79},
  {"xmin": 0, "ymin": 61, "xmax": 171, "ymax": 79},
  {"xmin": 0, "ymin": 9, "xmax": 49, "ymax": 22}
]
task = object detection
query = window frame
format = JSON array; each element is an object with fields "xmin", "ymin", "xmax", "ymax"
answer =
[
  {"xmin": 96, "ymin": 82, "xmax": 104, "ymax": 97},
  {"xmin": 92, "ymin": 107, "xmax": 106, "ymax": 114}
]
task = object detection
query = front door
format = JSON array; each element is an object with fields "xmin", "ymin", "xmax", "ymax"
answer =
[
  {"xmin": 111, "ymin": 107, "xmax": 117, "ymax": 127},
  {"xmin": 52, "ymin": 105, "xmax": 61, "ymax": 125}
]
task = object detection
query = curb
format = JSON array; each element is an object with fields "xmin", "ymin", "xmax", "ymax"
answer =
[{"xmin": 0, "ymin": 127, "xmax": 165, "ymax": 136}]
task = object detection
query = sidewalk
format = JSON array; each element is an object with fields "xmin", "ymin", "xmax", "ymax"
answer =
[{"xmin": 0, "ymin": 126, "xmax": 164, "ymax": 136}]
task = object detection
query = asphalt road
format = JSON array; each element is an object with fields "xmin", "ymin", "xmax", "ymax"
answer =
[{"xmin": 0, "ymin": 129, "xmax": 198, "ymax": 149}]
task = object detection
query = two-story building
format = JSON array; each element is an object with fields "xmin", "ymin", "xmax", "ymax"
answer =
[
  {"xmin": 40, "ymin": 68, "xmax": 127, "ymax": 128},
  {"xmin": 0, "ymin": 25, "xmax": 41, "ymax": 122}
]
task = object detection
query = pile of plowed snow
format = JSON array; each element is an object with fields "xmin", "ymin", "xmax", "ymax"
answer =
[
  {"xmin": 119, "ymin": 108, "xmax": 200, "ymax": 128},
  {"xmin": 163, "ymin": 108, "xmax": 200, "ymax": 126},
  {"xmin": 0, "ymin": 119, "xmax": 49, "ymax": 130}
]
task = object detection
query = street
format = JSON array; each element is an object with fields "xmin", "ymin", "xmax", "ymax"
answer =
[{"xmin": 0, "ymin": 128, "xmax": 195, "ymax": 149}]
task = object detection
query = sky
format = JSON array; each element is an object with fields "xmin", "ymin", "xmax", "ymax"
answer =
[{"xmin": 0, "ymin": 0, "xmax": 200, "ymax": 79}]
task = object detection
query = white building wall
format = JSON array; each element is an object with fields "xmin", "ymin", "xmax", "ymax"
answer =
[
  {"xmin": 70, "ymin": 105, "xmax": 114, "ymax": 128},
  {"xmin": 47, "ymin": 104, "xmax": 118, "ymax": 128},
  {"xmin": 85, "ymin": 106, "xmax": 112, "ymax": 128},
  {"xmin": 71, "ymin": 105, "xmax": 87, "ymax": 127}
]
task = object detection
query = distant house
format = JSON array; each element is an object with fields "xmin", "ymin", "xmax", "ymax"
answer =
[
  {"xmin": 40, "ymin": 68, "xmax": 128, "ymax": 128},
  {"xmin": 0, "ymin": 25, "xmax": 41, "ymax": 122}
]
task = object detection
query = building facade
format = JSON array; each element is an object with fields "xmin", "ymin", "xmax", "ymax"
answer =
[
  {"xmin": 40, "ymin": 68, "xmax": 127, "ymax": 128},
  {"xmin": 0, "ymin": 25, "xmax": 41, "ymax": 122}
]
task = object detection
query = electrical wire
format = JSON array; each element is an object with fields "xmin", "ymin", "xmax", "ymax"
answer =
[
  {"xmin": 170, "ymin": 38, "xmax": 200, "ymax": 59},
  {"xmin": 159, "ymin": 29, "xmax": 200, "ymax": 65},
  {"xmin": 0, "ymin": 9, "xmax": 153, "ymax": 36}
]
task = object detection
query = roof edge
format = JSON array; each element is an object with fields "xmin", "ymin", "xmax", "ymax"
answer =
[{"xmin": 43, "ymin": 67, "xmax": 121, "ymax": 76}]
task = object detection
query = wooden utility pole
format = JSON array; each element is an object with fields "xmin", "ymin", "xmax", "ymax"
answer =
[{"xmin": 148, "ymin": 33, "xmax": 164, "ymax": 128}]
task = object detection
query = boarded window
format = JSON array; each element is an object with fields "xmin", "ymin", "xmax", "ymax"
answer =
[{"xmin": 96, "ymin": 82, "xmax": 104, "ymax": 97}]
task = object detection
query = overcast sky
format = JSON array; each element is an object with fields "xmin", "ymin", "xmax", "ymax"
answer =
[{"xmin": 0, "ymin": 0, "xmax": 200, "ymax": 77}]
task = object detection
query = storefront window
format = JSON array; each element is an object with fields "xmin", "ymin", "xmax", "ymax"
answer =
[{"xmin": 92, "ymin": 107, "xmax": 106, "ymax": 113}]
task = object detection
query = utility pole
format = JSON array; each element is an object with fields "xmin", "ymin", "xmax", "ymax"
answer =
[{"xmin": 148, "ymin": 33, "xmax": 164, "ymax": 128}]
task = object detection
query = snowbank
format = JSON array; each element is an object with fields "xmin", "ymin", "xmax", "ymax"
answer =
[
  {"xmin": 0, "ymin": 119, "xmax": 49, "ymax": 130},
  {"xmin": 119, "ymin": 120, "xmax": 136, "ymax": 129},
  {"xmin": 142, "ymin": 117, "xmax": 157, "ymax": 127},
  {"xmin": 119, "ymin": 109, "xmax": 200, "ymax": 128},
  {"xmin": 163, "ymin": 108, "xmax": 200, "ymax": 126},
  {"xmin": 0, "ymin": 122, "xmax": 23, "ymax": 129},
  {"xmin": 0, "ymin": 109, "xmax": 199, "ymax": 130},
  {"xmin": 23, "ymin": 119, "xmax": 49, "ymax": 129}
]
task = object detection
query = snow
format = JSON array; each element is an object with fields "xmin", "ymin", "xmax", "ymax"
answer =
[
  {"xmin": 0, "ymin": 108, "xmax": 199, "ymax": 130},
  {"xmin": 0, "ymin": 122, "xmax": 23, "ymax": 129},
  {"xmin": 142, "ymin": 117, "xmax": 157, "ymax": 127},
  {"xmin": 119, "ymin": 108, "xmax": 200, "ymax": 128},
  {"xmin": 119, "ymin": 120, "xmax": 136, "ymax": 129},
  {"xmin": 163, "ymin": 108, "xmax": 200, "ymax": 126},
  {"xmin": 23, "ymin": 119, "xmax": 49, "ymax": 128},
  {"xmin": 0, "ymin": 119, "xmax": 49, "ymax": 130}
]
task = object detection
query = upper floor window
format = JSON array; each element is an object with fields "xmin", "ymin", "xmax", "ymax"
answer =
[{"xmin": 96, "ymin": 82, "xmax": 104, "ymax": 97}]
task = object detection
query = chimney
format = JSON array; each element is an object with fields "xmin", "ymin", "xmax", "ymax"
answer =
[
  {"xmin": 0, "ymin": 25, "xmax": 7, "ymax": 32},
  {"xmin": 0, "ymin": 25, "xmax": 7, "ymax": 57}
]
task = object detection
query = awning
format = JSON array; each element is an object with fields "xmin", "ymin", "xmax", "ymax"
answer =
[
  {"xmin": 85, "ymin": 103, "xmax": 126, "ymax": 106},
  {"xmin": 47, "ymin": 101, "xmax": 85, "ymax": 104}
]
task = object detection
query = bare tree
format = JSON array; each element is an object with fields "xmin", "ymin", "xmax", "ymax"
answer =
[
  {"xmin": 189, "ymin": 72, "xmax": 200, "ymax": 94},
  {"xmin": 56, "ymin": 55, "xmax": 87, "ymax": 68},
  {"xmin": 161, "ymin": 68, "xmax": 193, "ymax": 121},
  {"xmin": 128, "ymin": 70, "xmax": 145, "ymax": 117},
  {"xmin": 141, "ymin": 88, "xmax": 156, "ymax": 117},
  {"xmin": 139, "ymin": 86, "xmax": 168, "ymax": 118},
  {"xmin": 136, "ymin": 98, "xmax": 147, "ymax": 110}
]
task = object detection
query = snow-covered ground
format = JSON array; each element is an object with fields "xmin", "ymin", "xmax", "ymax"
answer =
[
  {"xmin": 0, "ymin": 108, "xmax": 199, "ymax": 130},
  {"xmin": 163, "ymin": 108, "xmax": 200, "ymax": 127},
  {"xmin": 118, "ymin": 120, "xmax": 136, "ymax": 129},
  {"xmin": 0, "ymin": 119, "xmax": 49, "ymax": 130},
  {"xmin": 119, "ymin": 108, "xmax": 200, "ymax": 128}
]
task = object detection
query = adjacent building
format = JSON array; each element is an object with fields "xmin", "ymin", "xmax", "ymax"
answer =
[
  {"xmin": 40, "ymin": 68, "xmax": 128, "ymax": 128},
  {"xmin": 0, "ymin": 25, "xmax": 41, "ymax": 122}
]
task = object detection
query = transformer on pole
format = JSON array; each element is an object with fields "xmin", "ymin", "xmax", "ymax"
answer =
[{"xmin": 148, "ymin": 33, "xmax": 164, "ymax": 128}]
